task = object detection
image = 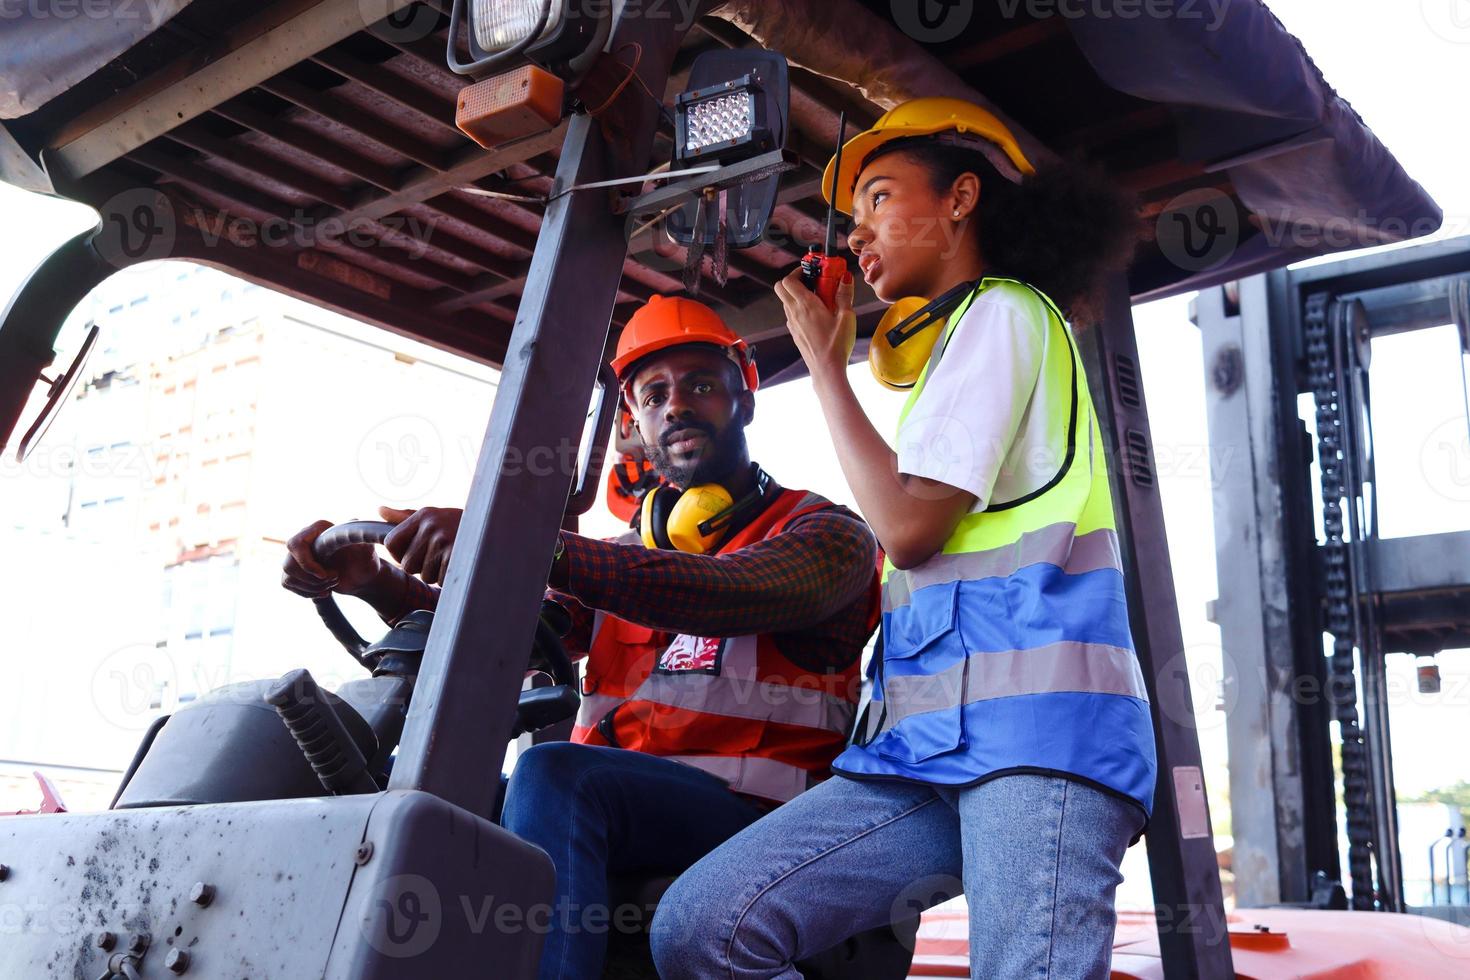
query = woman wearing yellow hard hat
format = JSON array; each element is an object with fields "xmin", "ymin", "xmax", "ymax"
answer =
[{"xmin": 654, "ymin": 97, "xmax": 1153, "ymax": 979}]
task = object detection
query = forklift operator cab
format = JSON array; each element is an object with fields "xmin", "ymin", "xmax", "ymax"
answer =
[
  {"xmin": 2, "ymin": 1, "xmax": 1465, "ymax": 978},
  {"xmin": 108, "ymin": 512, "xmax": 914, "ymax": 979}
]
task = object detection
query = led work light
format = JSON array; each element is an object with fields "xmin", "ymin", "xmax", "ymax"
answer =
[
  {"xmin": 666, "ymin": 49, "xmax": 790, "ymax": 250},
  {"xmin": 677, "ymin": 84, "xmax": 766, "ymax": 161},
  {"xmin": 682, "ymin": 93, "xmax": 752, "ymax": 152}
]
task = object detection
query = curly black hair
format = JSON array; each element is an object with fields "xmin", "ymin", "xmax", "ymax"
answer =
[{"xmin": 864, "ymin": 138, "xmax": 1140, "ymax": 320}]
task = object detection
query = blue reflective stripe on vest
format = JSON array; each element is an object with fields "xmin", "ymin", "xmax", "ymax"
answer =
[
  {"xmin": 835, "ymin": 693, "xmax": 1157, "ymax": 813},
  {"xmin": 882, "ymin": 567, "xmax": 1135, "ymax": 680}
]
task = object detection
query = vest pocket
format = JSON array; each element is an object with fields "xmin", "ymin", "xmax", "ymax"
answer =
[
  {"xmin": 873, "ymin": 581, "xmax": 967, "ymax": 764},
  {"xmin": 882, "ymin": 580, "xmax": 960, "ymax": 659}
]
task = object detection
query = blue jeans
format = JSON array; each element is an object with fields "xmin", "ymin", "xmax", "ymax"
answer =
[
  {"xmin": 651, "ymin": 772, "xmax": 1144, "ymax": 980},
  {"xmin": 500, "ymin": 742, "xmax": 768, "ymax": 980}
]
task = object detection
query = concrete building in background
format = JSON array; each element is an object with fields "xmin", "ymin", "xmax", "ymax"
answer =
[{"xmin": 1, "ymin": 263, "xmax": 498, "ymax": 812}]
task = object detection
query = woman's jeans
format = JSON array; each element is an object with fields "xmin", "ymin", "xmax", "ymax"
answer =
[
  {"xmin": 499, "ymin": 742, "xmax": 768, "ymax": 980},
  {"xmin": 651, "ymin": 771, "xmax": 1144, "ymax": 980}
]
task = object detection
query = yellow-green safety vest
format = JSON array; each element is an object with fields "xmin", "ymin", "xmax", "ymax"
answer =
[{"xmin": 833, "ymin": 278, "xmax": 1157, "ymax": 816}]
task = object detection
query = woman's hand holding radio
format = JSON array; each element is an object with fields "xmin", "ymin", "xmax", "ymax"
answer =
[{"xmin": 775, "ymin": 266, "xmax": 857, "ymax": 385}]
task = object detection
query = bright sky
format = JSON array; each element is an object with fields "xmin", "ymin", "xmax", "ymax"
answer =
[{"xmin": 1, "ymin": 1, "xmax": 1467, "ymax": 811}]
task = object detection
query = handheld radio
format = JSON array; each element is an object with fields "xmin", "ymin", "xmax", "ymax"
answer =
[{"xmin": 800, "ymin": 111, "xmax": 848, "ymax": 311}]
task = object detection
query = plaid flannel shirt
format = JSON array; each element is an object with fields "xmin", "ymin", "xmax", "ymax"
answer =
[
  {"xmin": 390, "ymin": 506, "xmax": 878, "ymax": 674},
  {"xmin": 552, "ymin": 506, "xmax": 877, "ymax": 673}
]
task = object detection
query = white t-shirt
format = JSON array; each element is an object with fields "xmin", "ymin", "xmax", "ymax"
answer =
[{"xmin": 895, "ymin": 282, "xmax": 1068, "ymax": 512}]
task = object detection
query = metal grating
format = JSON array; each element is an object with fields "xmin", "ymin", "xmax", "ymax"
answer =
[
  {"xmin": 1115, "ymin": 353, "xmax": 1143, "ymax": 409},
  {"xmin": 1125, "ymin": 428, "xmax": 1155, "ymax": 489}
]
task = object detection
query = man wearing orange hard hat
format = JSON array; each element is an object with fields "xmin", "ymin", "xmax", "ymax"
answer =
[{"xmin": 282, "ymin": 294, "xmax": 879, "ymax": 979}]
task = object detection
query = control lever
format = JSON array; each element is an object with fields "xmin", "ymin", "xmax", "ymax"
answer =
[{"xmin": 267, "ymin": 669, "xmax": 379, "ymax": 795}]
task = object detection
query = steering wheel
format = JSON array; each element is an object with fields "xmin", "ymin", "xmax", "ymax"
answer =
[{"xmin": 309, "ymin": 520, "xmax": 580, "ymax": 735}]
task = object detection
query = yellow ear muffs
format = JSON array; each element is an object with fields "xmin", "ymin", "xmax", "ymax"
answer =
[
  {"xmin": 868, "ymin": 280, "xmax": 984, "ymax": 391},
  {"xmin": 639, "ymin": 466, "xmax": 772, "ymax": 554},
  {"xmin": 640, "ymin": 486, "xmax": 675, "ymax": 550},
  {"xmin": 869, "ymin": 296, "xmax": 941, "ymax": 391},
  {"xmin": 665, "ymin": 483, "xmax": 736, "ymax": 554},
  {"xmin": 640, "ymin": 483, "xmax": 738, "ymax": 554}
]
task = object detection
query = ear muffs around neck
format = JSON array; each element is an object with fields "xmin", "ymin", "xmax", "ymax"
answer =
[
  {"xmin": 638, "ymin": 468, "xmax": 770, "ymax": 555},
  {"xmin": 868, "ymin": 280, "xmax": 983, "ymax": 391},
  {"xmin": 641, "ymin": 485, "xmax": 680, "ymax": 551}
]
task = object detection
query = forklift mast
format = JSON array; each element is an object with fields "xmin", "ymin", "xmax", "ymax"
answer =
[{"xmin": 1196, "ymin": 237, "xmax": 1470, "ymax": 921}]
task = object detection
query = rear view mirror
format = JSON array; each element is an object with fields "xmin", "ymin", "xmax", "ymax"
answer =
[{"xmin": 566, "ymin": 363, "xmax": 619, "ymax": 517}]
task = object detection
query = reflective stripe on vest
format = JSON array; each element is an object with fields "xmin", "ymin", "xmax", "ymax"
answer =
[
  {"xmin": 573, "ymin": 487, "xmax": 870, "ymax": 803},
  {"xmin": 570, "ymin": 689, "xmax": 624, "ymax": 742},
  {"xmin": 881, "ymin": 524, "xmax": 1121, "ymax": 612},
  {"xmin": 834, "ymin": 279, "xmax": 1158, "ymax": 816},
  {"xmin": 873, "ymin": 641, "xmax": 1148, "ymax": 730},
  {"xmin": 629, "ymin": 660, "xmax": 856, "ymax": 733},
  {"xmin": 659, "ymin": 754, "xmax": 816, "ymax": 805},
  {"xmin": 572, "ymin": 607, "xmax": 666, "ymax": 738}
]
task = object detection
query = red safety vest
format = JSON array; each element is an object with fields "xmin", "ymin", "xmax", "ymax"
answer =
[{"xmin": 571, "ymin": 488, "xmax": 875, "ymax": 804}]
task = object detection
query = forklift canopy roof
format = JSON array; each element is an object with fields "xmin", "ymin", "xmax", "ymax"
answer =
[{"xmin": 0, "ymin": 0, "xmax": 1440, "ymax": 380}]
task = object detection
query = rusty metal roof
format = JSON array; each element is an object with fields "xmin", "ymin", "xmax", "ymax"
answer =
[{"xmin": 1, "ymin": 0, "xmax": 1441, "ymax": 381}]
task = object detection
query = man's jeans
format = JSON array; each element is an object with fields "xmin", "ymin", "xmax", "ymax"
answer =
[
  {"xmin": 651, "ymin": 772, "xmax": 1144, "ymax": 980},
  {"xmin": 499, "ymin": 742, "xmax": 768, "ymax": 980}
]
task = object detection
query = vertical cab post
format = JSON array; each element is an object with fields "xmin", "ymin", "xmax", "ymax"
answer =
[
  {"xmin": 386, "ymin": 11, "xmax": 692, "ymax": 818},
  {"xmin": 1080, "ymin": 276, "xmax": 1236, "ymax": 978}
]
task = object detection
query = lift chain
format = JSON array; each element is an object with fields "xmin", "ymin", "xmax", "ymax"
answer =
[{"xmin": 1303, "ymin": 291, "xmax": 1378, "ymax": 910}]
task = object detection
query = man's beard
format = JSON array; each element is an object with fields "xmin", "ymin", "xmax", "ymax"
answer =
[{"xmin": 647, "ymin": 420, "xmax": 747, "ymax": 488}]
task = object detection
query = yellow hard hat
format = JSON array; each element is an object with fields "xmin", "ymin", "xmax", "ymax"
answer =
[
  {"xmin": 868, "ymin": 297, "xmax": 942, "ymax": 391},
  {"xmin": 822, "ymin": 97, "xmax": 1035, "ymax": 216}
]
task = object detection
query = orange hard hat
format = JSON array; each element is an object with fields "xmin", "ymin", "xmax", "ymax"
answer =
[{"xmin": 611, "ymin": 295, "xmax": 758, "ymax": 391}]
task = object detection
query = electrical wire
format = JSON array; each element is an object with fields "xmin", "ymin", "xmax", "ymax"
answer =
[
  {"xmin": 461, "ymin": 164, "xmax": 718, "ymax": 205},
  {"xmin": 585, "ymin": 42, "xmax": 645, "ymax": 117}
]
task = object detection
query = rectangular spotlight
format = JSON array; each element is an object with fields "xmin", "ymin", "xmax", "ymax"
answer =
[
  {"xmin": 676, "ymin": 78, "xmax": 769, "ymax": 163},
  {"xmin": 664, "ymin": 49, "xmax": 790, "ymax": 249},
  {"xmin": 449, "ymin": 0, "xmax": 611, "ymax": 81},
  {"xmin": 471, "ymin": 0, "xmax": 562, "ymax": 53}
]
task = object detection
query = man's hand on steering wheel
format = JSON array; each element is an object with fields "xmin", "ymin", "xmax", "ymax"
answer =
[
  {"xmin": 380, "ymin": 506, "xmax": 462, "ymax": 586},
  {"xmin": 282, "ymin": 519, "xmax": 384, "ymax": 598},
  {"xmin": 281, "ymin": 504, "xmax": 462, "ymax": 604}
]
